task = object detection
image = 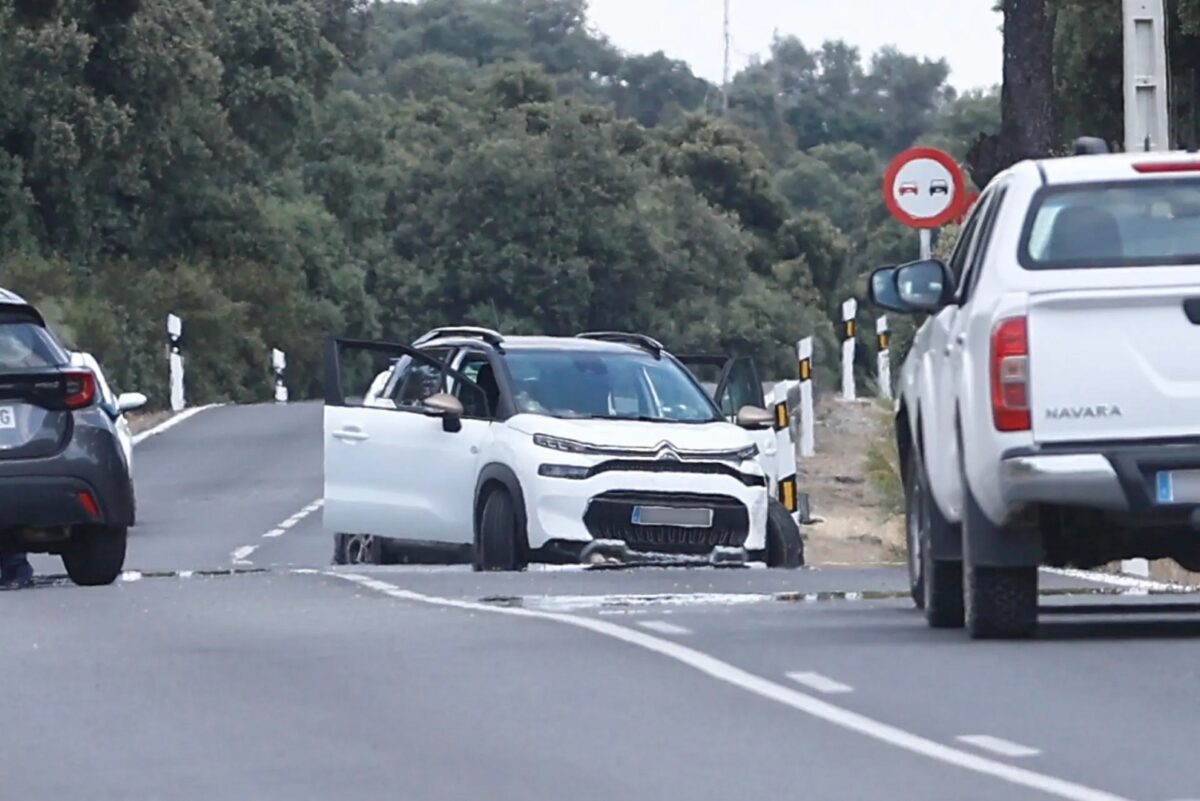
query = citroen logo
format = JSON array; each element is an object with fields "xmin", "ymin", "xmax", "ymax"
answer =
[{"xmin": 655, "ymin": 442, "xmax": 681, "ymax": 461}]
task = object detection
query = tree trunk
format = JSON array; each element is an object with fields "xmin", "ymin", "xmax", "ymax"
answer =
[{"xmin": 966, "ymin": 0, "xmax": 1057, "ymax": 188}]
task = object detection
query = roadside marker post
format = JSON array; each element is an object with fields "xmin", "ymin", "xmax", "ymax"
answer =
[
  {"xmin": 167, "ymin": 313, "xmax": 185, "ymax": 412},
  {"xmin": 272, "ymin": 348, "xmax": 288, "ymax": 403},
  {"xmin": 876, "ymin": 316, "xmax": 892, "ymax": 400},
  {"xmin": 770, "ymin": 380, "xmax": 800, "ymax": 519},
  {"xmin": 796, "ymin": 337, "xmax": 815, "ymax": 458},
  {"xmin": 841, "ymin": 299, "xmax": 857, "ymax": 401}
]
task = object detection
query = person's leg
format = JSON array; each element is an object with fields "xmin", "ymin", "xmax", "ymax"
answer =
[{"xmin": 0, "ymin": 553, "xmax": 34, "ymax": 587}]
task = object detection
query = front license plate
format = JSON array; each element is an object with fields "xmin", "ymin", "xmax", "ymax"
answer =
[
  {"xmin": 0, "ymin": 406, "xmax": 15, "ymax": 430},
  {"xmin": 631, "ymin": 506, "xmax": 713, "ymax": 528},
  {"xmin": 1156, "ymin": 470, "xmax": 1200, "ymax": 504}
]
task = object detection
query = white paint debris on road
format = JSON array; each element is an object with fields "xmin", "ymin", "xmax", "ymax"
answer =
[
  {"xmin": 786, "ymin": 671, "xmax": 853, "ymax": 694},
  {"xmin": 956, "ymin": 735, "xmax": 1042, "ymax": 759},
  {"xmin": 636, "ymin": 620, "xmax": 691, "ymax": 636}
]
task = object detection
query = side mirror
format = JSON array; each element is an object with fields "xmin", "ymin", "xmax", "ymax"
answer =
[
  {"xmin": 422, "ymin": 392, "xmax": 464, "ymax": 432},
  {"xmin": 735, "ymin": 405, "xmax": 774, "ymax": 430},
  {"xmin": 116, "ymin": 392, "xmax": 148, "ymax": 413},
  {"xmin": 869, "ymin": 259, "xmax": 956, "ymax": 314}
]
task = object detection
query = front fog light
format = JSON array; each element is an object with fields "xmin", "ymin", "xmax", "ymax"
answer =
[{"xmin": 538, "ymin": 464, "xmax": 591, "ymax": 479}]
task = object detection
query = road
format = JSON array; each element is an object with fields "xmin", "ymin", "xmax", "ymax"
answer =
[{"xmin": 7, "ymin": 402, "xmax": 1200, "ymax": 801}]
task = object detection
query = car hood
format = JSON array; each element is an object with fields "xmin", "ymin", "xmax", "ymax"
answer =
[{"xmin": 506, "ymin": 414, "xmax": 754, "ymax": 453}]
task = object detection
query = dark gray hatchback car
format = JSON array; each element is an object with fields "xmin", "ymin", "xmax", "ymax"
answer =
[{"xmin": 0, "ymin": 290, "xmax": 134, "ymax": 585}]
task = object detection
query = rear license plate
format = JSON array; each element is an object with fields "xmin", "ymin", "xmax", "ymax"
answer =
[
  {"xmin": 631, "ymin": 506, "xmax": 713, "ymax": 528},
  {"xmin": 1156, "ymin": 470, "xmax": 1200, "ymax": 504},
  {"xmin": 0, "ymin": 407, "xmax": 15, "ymax": 430}
]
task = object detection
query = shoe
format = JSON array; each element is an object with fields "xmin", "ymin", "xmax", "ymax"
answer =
[{"xmin": 0, "ymin": 559, "xmax": 34, "ymax": 590}]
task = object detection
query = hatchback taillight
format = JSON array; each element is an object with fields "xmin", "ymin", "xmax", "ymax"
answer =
[
  {"xmin": 63, "ymin": 370, "xmax": 96, "ymax": 409},
  {"xmin": 990, "ymin": 317, "xmax": 1030, "ymax": 432}
]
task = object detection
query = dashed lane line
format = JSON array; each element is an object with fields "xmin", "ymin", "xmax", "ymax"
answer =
[
  {"xmin": 326, "ymin": 571, "xmax": 1130, "ymax": 801},
  {"xmin": 786, "ymin": 671, "xmax": 854, "ymax": 694},
  {"xmin": 636, "ymin": 620, "xmax": 691, "ymax": 636},
  {"xmin": 229, "ymin": 499, "xmax": 324, "ymax": 565},
  {"xmin": 956, "ymin": 735, "xmax": 1043, "ymax": 759}
]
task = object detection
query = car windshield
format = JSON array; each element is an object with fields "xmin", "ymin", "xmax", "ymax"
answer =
[
  {"xmin": 1022, "ymin": 178, "xmax": 1200, "ymax": 268},
  {"xmin": 504, "ymin": 348, "xmax": 721, "ymax": 423}
]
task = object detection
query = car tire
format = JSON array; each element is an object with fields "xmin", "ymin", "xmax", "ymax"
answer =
[
  {"xmin": 906, "ymin": 450, "xmax": 964, "ymax": 628},
  {"xmin": 474, "ymin": 488, "xmax": 525, "ymax": 572},
  {"xmin": 62, "ymin": 525, "xmax": 127, "ymax": 586},
  {"xmin": 765, "ymin": 498, "xmax": 804, "ymax": 568},
  {"xmin": 337, "ymin": 533, "xmax": 384, "ymax": 566},
  {"xmin": 964, "ymin": 564, "xmax": 1038, "ymax": 640}
]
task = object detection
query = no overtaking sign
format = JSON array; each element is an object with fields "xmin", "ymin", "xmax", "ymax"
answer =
[{"xmin": 882, "ymin": 146, "xmax": 967, "ymax": 229}]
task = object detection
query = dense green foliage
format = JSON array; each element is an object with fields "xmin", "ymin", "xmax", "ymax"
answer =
[{"xmin": 0, "ymin": 0, "xmax": 1000, "ymax": 404}]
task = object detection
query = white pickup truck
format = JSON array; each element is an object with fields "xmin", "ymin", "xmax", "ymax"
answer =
[{"xmin": 870, "ymin": 148, "xmax": 1200, "ymax": 639}]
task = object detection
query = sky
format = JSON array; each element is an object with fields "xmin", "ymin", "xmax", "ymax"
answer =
[{"xmin": 585, "ymin": 0, "xmax": 1004, "ymax": 91}]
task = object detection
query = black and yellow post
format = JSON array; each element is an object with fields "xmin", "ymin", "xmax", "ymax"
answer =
[{"xmin": 772, "ymin": 399, "xmax": 798, "ymax": 513}]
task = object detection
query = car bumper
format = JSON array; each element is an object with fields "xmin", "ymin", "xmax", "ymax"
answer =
[
  {"xmin": 523, "ymin": 469, "xmax": 769, "ymax": 554},
  {"xmin": 999, "ymin": 442, "xmax": 1200, "ymax": 515}
]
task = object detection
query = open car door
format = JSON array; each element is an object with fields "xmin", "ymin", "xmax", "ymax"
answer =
[{"xmin": 324, "ymin": 338, "xmax": 491, "ymax": 548}]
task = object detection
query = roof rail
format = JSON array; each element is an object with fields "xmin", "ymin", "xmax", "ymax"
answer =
[
  {"xmin": 413, "ymin": 326, "xmax": 505, "ymax": 350},
  {"xmin": 576, "ymin": 331, "xmax": 663, "ymax": 358}
]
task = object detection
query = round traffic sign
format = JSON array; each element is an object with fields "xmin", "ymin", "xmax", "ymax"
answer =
[{"xmin": 882, "ymin": 147, "xmax": 966, "ymax": 229}]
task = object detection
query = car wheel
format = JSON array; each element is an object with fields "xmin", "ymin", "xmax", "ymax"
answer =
[
  {"xmin": 474, "ymin": 488, "xmax": 525, "ymax": 572},
  {"xmin": 341, "ymin": 533, "xmax": 384, "ymax": 566},
  {"xmin": 765, "ymin": 498, "xmax": 804, "ymax": 568},
  {"xmin": 964, "ymin": 564, "xmax": 1038, "ymax": 640},
  {"xmin": 62, "ymin": 525, "xmax": 127, "ymax": 586},
  {"xmin": 908, "ymin": 448, "xmax": 964, "ymax": 628}
]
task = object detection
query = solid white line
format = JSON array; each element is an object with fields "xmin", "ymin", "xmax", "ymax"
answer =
[
  {"xmin": 324, "ymin": 572, "xmax": 1130, "ymax": 801},
  {"xmin": 132, "ymin": 404, "xmax": 223, "ymax": 446},
  {"xmin": 636, "ymin": 620, "xmax": 691, "ymax": 636},
  {"xmin": 231, "ymin": 545, "xmax": 257, "ymax": 563},
  {"xmin": 786, "ymin": 671, "xmax": 853, "ymax": 694},
  {"xmin": 957, "ymin": 735, "xmax": 1042, "ymax": 759}
]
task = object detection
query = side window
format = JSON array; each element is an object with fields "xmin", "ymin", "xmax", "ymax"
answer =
[
  {"xmin": 452, "ymin": 350, "xmax": 497, "ymax": 420},
  {"xmin": 389, "ymin": 347, "xmax": 450, "ymax": 409},
  {"xmin": 716, "ymin": 359, "xmax": 762, "ymax": 418},
  {"xmin": 959, "ymin": 186, "xmax": 1008, "ymax": 303},
  {"xmin": 945, "ymin": 206, "xmax": 982, "ymax": 284}
]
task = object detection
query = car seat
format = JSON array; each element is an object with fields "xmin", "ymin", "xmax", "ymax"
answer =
[{"xmin": 1044, "ymin": 206, "xmax": 1123, "ymax": 262}]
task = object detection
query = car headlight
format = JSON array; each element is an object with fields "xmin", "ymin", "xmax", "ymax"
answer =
[
  {"xmin": 533, "ymin": 433, "xmax": 592, "ymax": 454},
  {"xmin": 538, "ymin": 464, "xmax": 591, "ymax": 479},
  {"xmin": 733, "ymin": 443, "xmax": 759, "ymax": 461}
]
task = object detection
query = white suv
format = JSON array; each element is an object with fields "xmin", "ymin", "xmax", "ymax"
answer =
[
  {"xmin": 323, "ymin": 328, "xmax": 803, "ymax": 570},
  {"xmin": 871, "ymin": 149, "xmax": 1200, "ymax": 639}
]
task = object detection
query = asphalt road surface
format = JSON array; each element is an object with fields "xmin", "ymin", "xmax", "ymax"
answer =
[{"xmin": 8, "ymin": 402, "xmax": 1200, "ymax": 801}]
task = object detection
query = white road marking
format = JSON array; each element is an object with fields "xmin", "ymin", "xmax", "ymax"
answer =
[
  {"xmin": 326, "ymin": 572, "xmax": 1131, "ymax": 801},
  {"xmin": 262, "ymin": 528, "xmax": 286, "ymax": 539},
  {"xmin": 231, "ymin": 545, "xmax": 257, "ymax": 563},
  {"xmin": 636, "ymin": 620, "xmax": 691, "ymax": 636},
  {"xmin": 786, "ymin": 671, "xmax": 853, "ymax": 694},
  {"xmin": 957, "ymin": 735, "xmax": 1042, "ymax": 758},
  {"xmin": 1040, "ymin": 566, "xmax": 1185, "ymax": 593},
  {"xmin": 119, "ymin": 570, "xmax": 144, "ymax": 582},
  {"xmin": 132, "ymin": 404, "xmax": 223, "ymax": 446}
]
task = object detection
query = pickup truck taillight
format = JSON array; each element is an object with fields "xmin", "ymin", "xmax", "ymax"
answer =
[{"xmin": 990, "ymin": 317, "xmax": 1030, "ymax": 432}]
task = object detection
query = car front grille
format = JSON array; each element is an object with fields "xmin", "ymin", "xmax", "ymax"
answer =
[
  {"xmin": 587, "ymin": 459, "xmax": 765, "ymax": 487},
  {"xmin": 583, "ymin": 491, "xmax": 749, "ymax": 553}
]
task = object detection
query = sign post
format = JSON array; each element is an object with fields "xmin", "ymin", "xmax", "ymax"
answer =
[
  {"xmin": 876, "ymin": 316, "xmax": 892, "ymax": 400},
  {"xmin": 796, "ymin": 337, "xmax": 815, "ymax": 458},
  {"xmin": 167, "ymin": 313, "xmax": 184, "ymax": 412},
  {"xmin": 841, "ymin": 298, "xmax": 857, "ymax": 401},
  {"xmin": 272, "ymin": 348, "xmax": 288, "ymax": 403}
]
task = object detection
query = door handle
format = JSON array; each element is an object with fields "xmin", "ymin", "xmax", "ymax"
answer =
[{"xmin": 333, "ymin": 427, "xmax": 369, "ymax": 442}]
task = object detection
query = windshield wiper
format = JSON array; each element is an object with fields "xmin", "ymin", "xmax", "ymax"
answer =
[{"xmin": 578, "ymin": 414, "xmax": 719, "ymax": 424}]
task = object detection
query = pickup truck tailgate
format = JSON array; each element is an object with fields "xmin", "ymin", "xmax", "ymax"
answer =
[{"xmin": 1029, "ymin": 286, "xmax": 1200, "ymax": 444}]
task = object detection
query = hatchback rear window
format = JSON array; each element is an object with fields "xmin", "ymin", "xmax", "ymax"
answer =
[
  {"xmin": 0, "ymin": 318, "xmax": 68, "ymax": 370},
  {"xmin": 1021, "ymin": 179, "xmax": 1200, "ymax": 269}
]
